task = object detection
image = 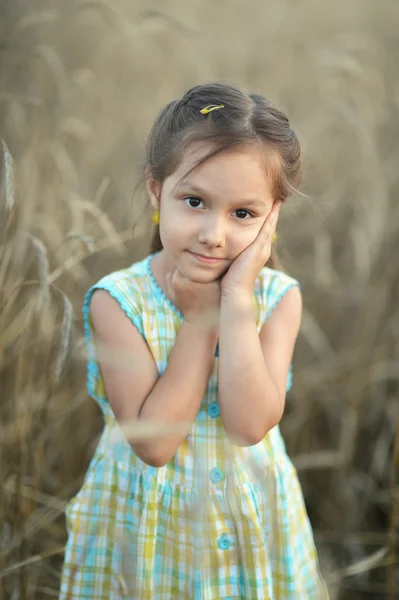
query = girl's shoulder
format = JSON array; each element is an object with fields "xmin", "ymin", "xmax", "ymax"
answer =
[
  {"xmin": 255, "ymin": 266, "xmax": 301, "ymax": 318},
  {"xmin": 91, "ymin": 255, "xmax": 149, "ymax": 296},
  {"xmin": 83, "ymin": 256, "xmax": 152, "ymax": 325},
  {"xmin": 82, "ymin": 257, "xmax": 152, "ymax": 416}
]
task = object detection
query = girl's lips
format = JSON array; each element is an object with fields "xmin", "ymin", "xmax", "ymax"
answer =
[{"xmin": 188, "ymin": 251, "xmax": 225, "ymax": 264}]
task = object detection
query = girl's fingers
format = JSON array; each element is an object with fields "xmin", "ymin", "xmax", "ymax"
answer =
[
  {"xmin": 166, "ymin": 272, "xmax": 176, "ymax": 292},
  {"xmin": 171, "ymin": 268, "xmax": 191, "ymax": 290},
  {"xmin": 259, "ymin": 202, "xmax": 280, "ymax": 243},
  {"xmin": 173, "ymin": 269, "xmax": 185, "ymax": 287},
  {"xmin": 271, "ymin": 201, "xmax": 281, "ymax": 221},
  {"xmin": 270, "ymin": 202, "xmax": 281, "ymax": 226},
  {"xmin": 266, "ymin": 202, "xmax": 280, "ymax": 224}
]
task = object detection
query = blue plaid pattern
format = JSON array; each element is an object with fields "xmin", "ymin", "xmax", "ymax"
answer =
[{"xmin": 60, "ymin": 253, "xmax": 329, "ymax": 599}]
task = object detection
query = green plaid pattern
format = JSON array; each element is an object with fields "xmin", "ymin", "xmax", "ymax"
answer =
[{"xmin": 60, "ymin": 254, "xmax": 328, "ymax": 599}]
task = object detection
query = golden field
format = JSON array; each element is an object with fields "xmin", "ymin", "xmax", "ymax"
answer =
[{"xmin": 0, "ymin": 1, "xmax": 398, "ymax": 598}]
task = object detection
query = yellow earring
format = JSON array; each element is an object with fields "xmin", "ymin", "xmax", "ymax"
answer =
[
  {"xmin": 272, "ymin": 232, "xmax": 278, "ymax": 244},
  {"xmin": 152, "ymin": 209, "xmax": 160, "ymax": 225}
]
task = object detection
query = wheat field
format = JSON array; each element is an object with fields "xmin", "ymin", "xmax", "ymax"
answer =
[{"xmin": 0, "ymin": 0, "xmax": 398, "ymax": 598}]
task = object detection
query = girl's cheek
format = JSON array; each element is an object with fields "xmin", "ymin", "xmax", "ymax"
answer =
[
  {"xmin": 236, "ymin": 230, "xmax": 258, "ymax": 252},
  {"xmin": 179, "ymin": 214, "xmax": 200, "ymax": 233}
]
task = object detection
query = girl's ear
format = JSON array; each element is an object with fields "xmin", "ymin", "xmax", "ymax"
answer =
[{"xmin": 145, "ymin": 167, "xmax": 161, "ymax": 210}]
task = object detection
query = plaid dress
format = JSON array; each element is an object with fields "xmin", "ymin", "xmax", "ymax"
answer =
[{"xmin": 60, "ymin": 253, "xmax": 329, "ymax": 599}]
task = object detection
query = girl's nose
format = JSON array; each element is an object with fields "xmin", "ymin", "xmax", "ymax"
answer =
[{"xmin": 197, "ymin": 215, "xmax": 226, "ymax": 248}]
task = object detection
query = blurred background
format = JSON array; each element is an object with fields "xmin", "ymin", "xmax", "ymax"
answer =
[{"xmin": 0, "ymin": 0, "xmax": 398, "ymax": 598}]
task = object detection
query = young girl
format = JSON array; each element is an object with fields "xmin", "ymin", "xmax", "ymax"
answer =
[{"xmin": 60, "ymin": 82, "xmax": 329, "ymax": 599}]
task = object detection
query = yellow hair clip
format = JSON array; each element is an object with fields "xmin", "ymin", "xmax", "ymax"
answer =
[{"xmin": 200, "ymin": 104, "xmax": 225, "ymax": 115}]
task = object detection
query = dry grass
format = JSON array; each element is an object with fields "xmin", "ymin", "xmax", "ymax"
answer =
[{"xmin": 0, "ymin": 0, "xmax": 398, "ymax": 598}]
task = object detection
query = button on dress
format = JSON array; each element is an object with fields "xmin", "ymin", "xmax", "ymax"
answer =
[{"xmin": 60, "ymin": 253, "xmax": 329, "ymax": 599}]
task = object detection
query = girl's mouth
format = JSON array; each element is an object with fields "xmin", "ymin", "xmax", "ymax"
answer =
[{"xmin": 188, "ymin": 251, "xmax": 225, "ymax": 265}]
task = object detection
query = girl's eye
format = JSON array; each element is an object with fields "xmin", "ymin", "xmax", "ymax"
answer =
[
  {"xmin": 234, "ymin": 209, "xmax": 252, "ymax": 220},
  {"xmin": 184, "ymin": 198, "xmax": 253, "ymax": 219},
  {"xmin": 184, "ymin": 197, "xmax": 203, "ymax": 209}
]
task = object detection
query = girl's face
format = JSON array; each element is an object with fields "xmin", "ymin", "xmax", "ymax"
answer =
[{"xmin": 150, "ymin": 143, "xmax": 276, "ymax": 283}]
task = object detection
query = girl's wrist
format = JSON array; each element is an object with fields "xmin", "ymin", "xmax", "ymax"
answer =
[
  {"xmin": 220, "ymin": 291, "xmax": 254, "ymax": 319},
  {"xmin": 221, "ymin": 288, "xmax": 253, "ymax": 306},
  {"xmin": 183, "ymin": 315, "xmax": 219, "ymax": 339}
]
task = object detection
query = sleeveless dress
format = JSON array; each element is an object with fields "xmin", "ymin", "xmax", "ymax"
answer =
[{"xmin": 60, "ymin": 253, "xmax": 329, "ymax": 600}]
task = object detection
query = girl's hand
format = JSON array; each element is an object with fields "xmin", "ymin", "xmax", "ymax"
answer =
[
  {"xmin": 221, "ymin": 201, "xmax": 281, "ymax": 298},
  {"xmin": 166, "ymin": 269, "xmax": 221, "ymax": 330}
]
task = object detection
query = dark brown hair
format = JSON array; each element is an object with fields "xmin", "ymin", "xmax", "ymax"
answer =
[{"xmin": 145, "ymin": 82, "xmax": 302, "ymax": 269}]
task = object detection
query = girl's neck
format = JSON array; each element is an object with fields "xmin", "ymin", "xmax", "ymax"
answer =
[{"xmin": 150, "ymin": 249, "xmax": 173, "ymax": 299}]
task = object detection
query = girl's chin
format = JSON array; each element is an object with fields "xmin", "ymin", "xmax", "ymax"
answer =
[
  {"xmin": 181, "ymin": 270, "xmax": 222, "ymax": 284},
  {"xmin": 181, "ymin": 261, "xmax": 229, "ymax": 283},
  {"xmin": 176, "ymin": 265, "xmax": 224, "ymax": 283}
]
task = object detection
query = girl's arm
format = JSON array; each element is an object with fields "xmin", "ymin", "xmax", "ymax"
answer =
[
  {"xmin": 218, "ymin": 285, "xmax": 302, "ymax": 446},
  {"xmin": 90, "ymin": 290, "xmax": 218, "ymax": 467}
]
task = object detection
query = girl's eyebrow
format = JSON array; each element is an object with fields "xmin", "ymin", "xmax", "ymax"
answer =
[
  {"xmin": 175, "ymin": 180, "xmax": 267, "ymax": 207},
  {"xmin": 174, "ymin": 180, "xmax": 208, "ymax": 196}
]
